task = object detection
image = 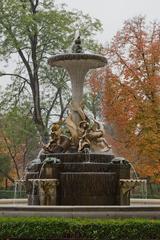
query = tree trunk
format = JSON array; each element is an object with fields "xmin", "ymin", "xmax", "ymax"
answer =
[
  {"xmin": 0, "ymin": 169, "xmax": 15, "ymax": 183},
  {"xmin": 31, "ymin": 79, "xmax": 48, "ymax": 143}
]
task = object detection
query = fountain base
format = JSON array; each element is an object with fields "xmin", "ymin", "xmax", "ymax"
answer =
[{"xmin": 25, "ymin": 153, "xmax": 131, "ymax": 206}]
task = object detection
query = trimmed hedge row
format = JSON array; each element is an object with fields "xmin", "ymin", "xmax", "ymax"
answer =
[
  {"xmin": 0, "ymin": 217, "xmax": 160, "ymax": 240},
  {"xmin": 0, "ymin": 190, "xmax": 26, "ymax": 199}
]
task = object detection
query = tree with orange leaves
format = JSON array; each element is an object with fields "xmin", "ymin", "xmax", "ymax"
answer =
[
  {"xmin": 102, "ymin": 16, "xmax": 160, "ymax": 182},
  {"xmin": 84, "ymin": 70, "xmax": 103, "ymax": 119}
]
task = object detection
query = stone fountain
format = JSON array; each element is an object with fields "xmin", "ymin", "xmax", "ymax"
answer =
[{"xmin": 24, "ymin": 36, "xmax": 142, "ymax": 206}]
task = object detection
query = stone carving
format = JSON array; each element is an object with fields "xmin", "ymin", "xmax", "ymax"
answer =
[
  {"xmin": 111, "ymin": 157, "xmax": 130, "ymax": 165},
  {"xmin": 43, "ymin": 121, "xmax": 71, "ymax": 153},
  {"xmin": 78, "ymin": 121, "xmax": 91, "ymax": 151},
  {"xmin": 72, "ymin": 34, "xmax": 83, "ymax": 53},
  {"xmin": 65, "ymin": 103, "xmax": 111, "ymax": 152},
  {"xmin": 89, "ymin": 121, "xmax": 111, "ymax": 152},
  {"xmin": 44, "ymin": 101, "xmax": 111, "ymax": 153},
  {"xmin": 38, "ymin": 179, "xmax": 58, "ymax": 205},
  {"xmin": 78, "ymin": 119, "xmax": 111, "ymax": 152}
]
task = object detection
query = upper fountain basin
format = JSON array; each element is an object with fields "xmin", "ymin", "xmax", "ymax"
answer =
[{"xmin": 48, "ymin": 53, "xmax": 107, "ymax": 69}]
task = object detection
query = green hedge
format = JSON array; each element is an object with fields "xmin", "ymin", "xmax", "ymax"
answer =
[
  {"xmin": 0, "ymin": 217, "xmax": 160, "ymax": 240},
  {"xmin": 0, "ymin": 190, "xmax": 26, "ymax": 199}
]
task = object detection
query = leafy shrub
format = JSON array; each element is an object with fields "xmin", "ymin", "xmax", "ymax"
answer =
[{"xmin": 0, "ymin": 217, "xmax": 159, "ymax": 240}]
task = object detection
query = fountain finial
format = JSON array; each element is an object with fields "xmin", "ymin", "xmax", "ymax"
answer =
[{"xmin": 72, "ymin": 31, "xmax": 83, "ymax": 53}]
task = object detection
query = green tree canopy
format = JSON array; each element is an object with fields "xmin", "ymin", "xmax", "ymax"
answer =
[{"xmin": 0, "ymin": 0, "xmax": 102, "ymax": 142}]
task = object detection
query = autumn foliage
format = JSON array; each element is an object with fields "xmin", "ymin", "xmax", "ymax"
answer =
[
  {"xmin": 101, "ymin": 17, "xmax": 160, "ymax": 182},
  {"xmin": 0, "ymin": 108, "xmax": 39, "ymax": 184}
]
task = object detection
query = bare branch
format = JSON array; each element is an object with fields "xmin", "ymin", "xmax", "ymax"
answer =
[
  {"xmin": 59, "ymin": 97, "xmax": 71, "ymax": 120},
  {"xmin": 45, "ymin": 87, "xmax": 61, "ymax": 128},
  {"xmin": 0, "ymin": 73, "xmax": 30, "ymax": 85}
]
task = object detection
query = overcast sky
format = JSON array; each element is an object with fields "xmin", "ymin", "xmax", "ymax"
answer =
[
  {"xmin": 58, "ymin": 0, "xmax": 160, "ymax": 43},
  {"xmin": 1, "ymin": 0, "xmax": 160, "ymax": 88}
]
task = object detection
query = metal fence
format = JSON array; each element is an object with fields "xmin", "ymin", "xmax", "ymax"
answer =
[{"xmin": 131, "ymin": 182, "xmax": 160, "ymax": 199}]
